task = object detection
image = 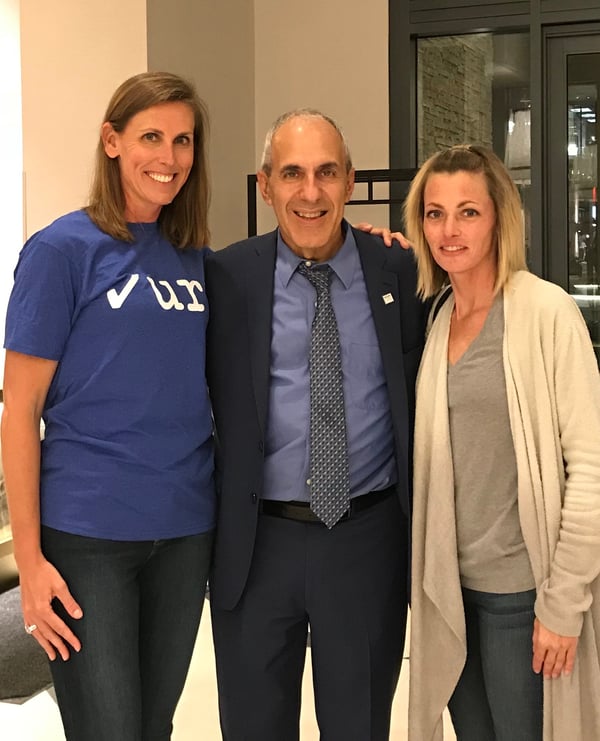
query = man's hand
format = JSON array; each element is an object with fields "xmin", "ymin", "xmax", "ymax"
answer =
[
  {"xmin": 354, "ymin": 222, "xmax": 411, "ymax": 249},
  {"xmin": 532, "ymin": 617, "xmax": 578, "ymax": 679}
]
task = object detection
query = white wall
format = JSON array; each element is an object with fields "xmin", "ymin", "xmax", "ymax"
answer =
[
  {"xmin": 0, "ymin": 0, "xmax": 23, "ymax": 356},
  {"xmin": 146, "ymin": 0, "xmax": 255, "ymax": 250},
  {"xmin": 20, "ymin": 0, "xmax": 148, "ymax": 237},
  {"xmin": 253, "ymin": 0, "xmax": 390, "ymax": 233},
  {"xmin": 15, "ymin": 0, "xmax": 389, "ymax": 252}
]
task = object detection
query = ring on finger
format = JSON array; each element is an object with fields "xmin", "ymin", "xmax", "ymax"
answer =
[{"xmin": 24, "ymin": 623, "xmax": 38, "ymax": 634}]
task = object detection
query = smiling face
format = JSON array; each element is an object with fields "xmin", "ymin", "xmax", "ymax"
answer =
[
  {"xmin": 422, "ymin": 170, "xmax": 498, "ymax": 285},
  {"xmin": 257, "ymin": 116, "xmax": 355, "ymax": 262},
  {"xmin": 102, "ymin": 101, "xmax": 195, "ymax": 223}
]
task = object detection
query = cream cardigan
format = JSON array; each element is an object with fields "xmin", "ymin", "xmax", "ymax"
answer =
[{"xmin": 409, "ymin": 270, "xmax": 600, "ymax": 741}]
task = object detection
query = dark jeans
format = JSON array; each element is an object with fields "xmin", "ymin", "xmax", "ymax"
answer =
[
  {"xmin": 41, "ymin": 526, "xmax": 213, "ymax": 741},
  {"xmin": 448, "ymin": 587, "xmax": 543, "ymax": 741}
]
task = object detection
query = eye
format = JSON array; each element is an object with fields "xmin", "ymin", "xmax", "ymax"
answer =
[
  {"xmin": 320, "ymin": 168, "xmax": 337, "ymax": 178},
  {"xmin": 425, "ymin": 209, "xmax": 441, "ymax": 219},
  {"xmin": 463, "ymin": 208, "xmax": 479, "ymax": 217},
  {"xmin": 175, "ymin": 134, "xmax": 192, "ymax": 146},
  {"xmin": 142, "ymin": 132, "xmax": 159, "ymax": 142},
  {"xmin": 281, "ymin": 170, "xmax": 299, "ymax": 179}
]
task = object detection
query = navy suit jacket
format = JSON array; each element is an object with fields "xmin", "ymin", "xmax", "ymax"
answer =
[{"xmin": 205, "ymin": 227, "xmax": 427, "ymax": 610}]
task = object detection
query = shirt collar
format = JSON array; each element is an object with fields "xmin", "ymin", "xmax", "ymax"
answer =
[{"xmin": 276, "ymin": 219, "xmax": 358, "ymax": 289}]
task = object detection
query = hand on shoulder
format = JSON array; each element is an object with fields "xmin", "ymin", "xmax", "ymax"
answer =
[{"xmin": 354, "ymin": 222, "xmax": 411, "ymax": 249}]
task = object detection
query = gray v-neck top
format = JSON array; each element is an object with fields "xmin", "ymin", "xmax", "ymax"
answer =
[{"xmin": 448, "ymin": 294, "xmax": 535, "ymax": 593}]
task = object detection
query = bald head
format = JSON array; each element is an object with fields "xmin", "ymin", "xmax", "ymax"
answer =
[{"xmin": 260, "ymin": 109, "xmax": 353, "ymax": 176}]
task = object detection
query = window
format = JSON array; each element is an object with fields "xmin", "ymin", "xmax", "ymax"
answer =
[{"xmin": 417, "ymin": 31, "xmax": 531, "ymax": 245}]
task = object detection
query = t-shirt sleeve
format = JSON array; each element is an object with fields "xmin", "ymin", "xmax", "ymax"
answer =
[{"xmin": 4, "ymin": 237, "xmax": 79, "ymax": 361}]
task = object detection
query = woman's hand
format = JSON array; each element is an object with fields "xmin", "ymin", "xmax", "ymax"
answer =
[
  {"xmin": 20, "ymin": 557, "xmax": 83, "ymax": 661},
  {"xmin": 354, "ymin": 222, "xmax": 411, "ymax": 249},
  {"xmin": 532, "ymin": 617, "xmax": 578, "ymax": 678}
]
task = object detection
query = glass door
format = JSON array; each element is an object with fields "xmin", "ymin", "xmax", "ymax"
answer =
[{"xmin": 547, "ymin": 29, "xmax": 600, "ymax": 365}]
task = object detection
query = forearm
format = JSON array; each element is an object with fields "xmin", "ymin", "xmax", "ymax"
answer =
[{"xmin": 1, "ymin": 403, "xmax": 44, "ymax": 570}]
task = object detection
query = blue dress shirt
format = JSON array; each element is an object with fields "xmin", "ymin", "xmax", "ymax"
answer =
[{"xmin": 262, "ymin": 223, "xmax": 397, "ymax": 502}]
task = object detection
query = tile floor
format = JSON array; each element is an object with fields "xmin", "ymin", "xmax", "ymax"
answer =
[{"xmin": 0, "ymin": 610, "xmax": 456, "ymax": 740}]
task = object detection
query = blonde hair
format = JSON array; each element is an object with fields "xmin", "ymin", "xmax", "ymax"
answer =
[
  {"xmin": 87, "ymin": 71, "xmax": 210, "ymax": 249},
  {"xmin": 403, "ymin": 144, "xmax": 526, "ymax": 298}
]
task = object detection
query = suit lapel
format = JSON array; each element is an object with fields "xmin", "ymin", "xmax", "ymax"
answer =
[
  {"xmin": 354, "ymin": 230, "xmax": 405, "ymax": 385},
  {"xmin": 354, "ymin": 229, "xmax": 411, "ymax": 510},
  {"xmin": 245, "ymin": 232, "xmax": 277, "ymax": 437}
]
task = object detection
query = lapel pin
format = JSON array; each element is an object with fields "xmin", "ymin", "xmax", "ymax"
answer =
[{"xmin": 382, "ymin": 293, "xmax": 394, "ymax": 305}]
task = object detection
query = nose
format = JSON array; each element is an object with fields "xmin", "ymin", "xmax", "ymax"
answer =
[
  {"xmin": 442, "ymin": 214, "xmax": 460, "ymax": 237},
  {"xmin": 158, "ymin": 141, "xmax": 175, "ymax": 166},
  {"xmin": 299, "ymin": 173, "xmax": 320, "ymax": 202}
]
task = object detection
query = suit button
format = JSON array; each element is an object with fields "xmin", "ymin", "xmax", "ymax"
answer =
[{"xmin": 251, "ymin": 492, "xmax": 257, "ymax": 503}]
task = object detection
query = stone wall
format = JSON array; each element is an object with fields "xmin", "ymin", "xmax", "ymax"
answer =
[{"xmin": 418, "ymin": 35, "xmax": 493, "ymax": 162}]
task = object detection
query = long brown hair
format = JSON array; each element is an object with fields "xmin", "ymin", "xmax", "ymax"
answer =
[{"xmin": 87, "ymin": 71, "xmax": 210, "ymax": 249}]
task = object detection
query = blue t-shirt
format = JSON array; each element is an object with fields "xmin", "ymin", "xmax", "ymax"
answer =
[{"xmin": 5, "ymin": 210, "xmax": 215, "ymax": 540}]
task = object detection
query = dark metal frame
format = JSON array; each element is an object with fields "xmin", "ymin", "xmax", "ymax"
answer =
[
  {"xmin": 246, "ymin": 168, "xmax": 417, "ymax": 237},
  {"xmin": 545, "ymin": 23, "xmax": 600, "ymax": 291},
  {"xmin": 388, "ymin": 2, "xmax": 600, "ymax": 278}
]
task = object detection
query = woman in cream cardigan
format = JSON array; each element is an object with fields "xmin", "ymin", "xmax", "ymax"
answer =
[{"xmin": 404, "ymin": 145, "xmax": 600, "ymax": 741}]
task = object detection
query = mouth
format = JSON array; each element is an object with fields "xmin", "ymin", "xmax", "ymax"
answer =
[
  {"xmin": 441, "ymin": 244, "xmax": 466, "ymax": 253},
  {"xmin": 293, "ymin": 210, "xmax": 327, "ymax": 221},
  {"xmin": 147, "ymin": 172, "xmax": 175, "ymax": 184}
]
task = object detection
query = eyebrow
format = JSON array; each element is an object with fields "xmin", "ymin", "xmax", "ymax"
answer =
[
  {"xmin": 140, "ymin": 127, "xmax": 194, "ymax": 137},
  {"xmin": 425, "ymin": 200, "xmax": 479, "ymax": 208},
  {"xmin": 279, "ymin": 161, "xmax": 341, "ymax": 173}
]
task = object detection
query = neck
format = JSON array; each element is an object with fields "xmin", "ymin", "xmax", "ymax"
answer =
[
  {"xmin": 449, "ymin": 270, "xmax": 497, "ymax": 320},
  {"xmin": 297, "ymin": 245, "xmax": 341, "ymax": 263}
]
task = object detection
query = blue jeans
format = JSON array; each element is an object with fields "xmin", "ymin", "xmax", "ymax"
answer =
[
  {"xmin": 448, "ymin": 587, "xmax": 543, "ymax": 741},
  {"xmin": 41, "ymin": 526, "xmax": 213, "ymax": 741}
]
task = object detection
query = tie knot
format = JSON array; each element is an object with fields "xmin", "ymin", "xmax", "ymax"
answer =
[{"xmin": 297, "ymin": 261, "xmax": 332, "ymax": 293}]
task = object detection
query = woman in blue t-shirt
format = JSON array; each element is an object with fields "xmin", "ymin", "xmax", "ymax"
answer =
[{"xmin": 2, "ymin": 72, "xmax": 215, "ymax": 739}]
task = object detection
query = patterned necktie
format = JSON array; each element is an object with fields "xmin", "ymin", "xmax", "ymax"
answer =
[{"xmin": 297, "ymin": 261, "xmax": 350, "ymax": 528}]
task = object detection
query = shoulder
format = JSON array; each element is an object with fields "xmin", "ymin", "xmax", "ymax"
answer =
[
  {"xmin": 352, "ymin": 227, "xmax": 418, "ymax": 273},
  {"xmin": 505, "ymin": 272, "xmax": 594, "ymax": 362},
  {"xmin": 22, "ymin": 210, "xmax": 107, "ymax": 262},
  {"xmin": 30, "ymin": 209, "xmax": 98, "ymax": 243},
  {"xmin": 506, "ymin": 270, "xmax": 580, "ymax": 318},
  {"xmin": 204, "ymin": 232, "xmax": 274, "ymax": 305}
]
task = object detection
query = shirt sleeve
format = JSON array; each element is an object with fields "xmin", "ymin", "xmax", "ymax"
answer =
[
  {"xmin": 534, "ymin": 293, "xmax": 600, "ymax": 636},
  {"xmin": 4, "ymin": 236, "xmax": 80, "ymax": 361}
]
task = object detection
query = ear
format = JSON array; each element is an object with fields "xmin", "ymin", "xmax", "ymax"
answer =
[
  {"xmin": 101, "ymin": 122, "xmax": 120, "ymax": 159},
  {"xmin": 345, "ymin": 168, "xmax": 356, "ymax": 203},
  {"xmin": 256, "ymin": 170, "xmax": 273, "ymax": 206}
]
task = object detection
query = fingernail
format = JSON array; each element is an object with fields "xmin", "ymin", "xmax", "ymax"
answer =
[{"xmin": 73, "ymin": 608, "xmax": 83, "ymax": 618}]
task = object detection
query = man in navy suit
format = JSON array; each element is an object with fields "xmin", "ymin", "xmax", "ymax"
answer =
[{"xmin": 205, "ymin": 109, "xmax": 426, "ymax": 741}]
